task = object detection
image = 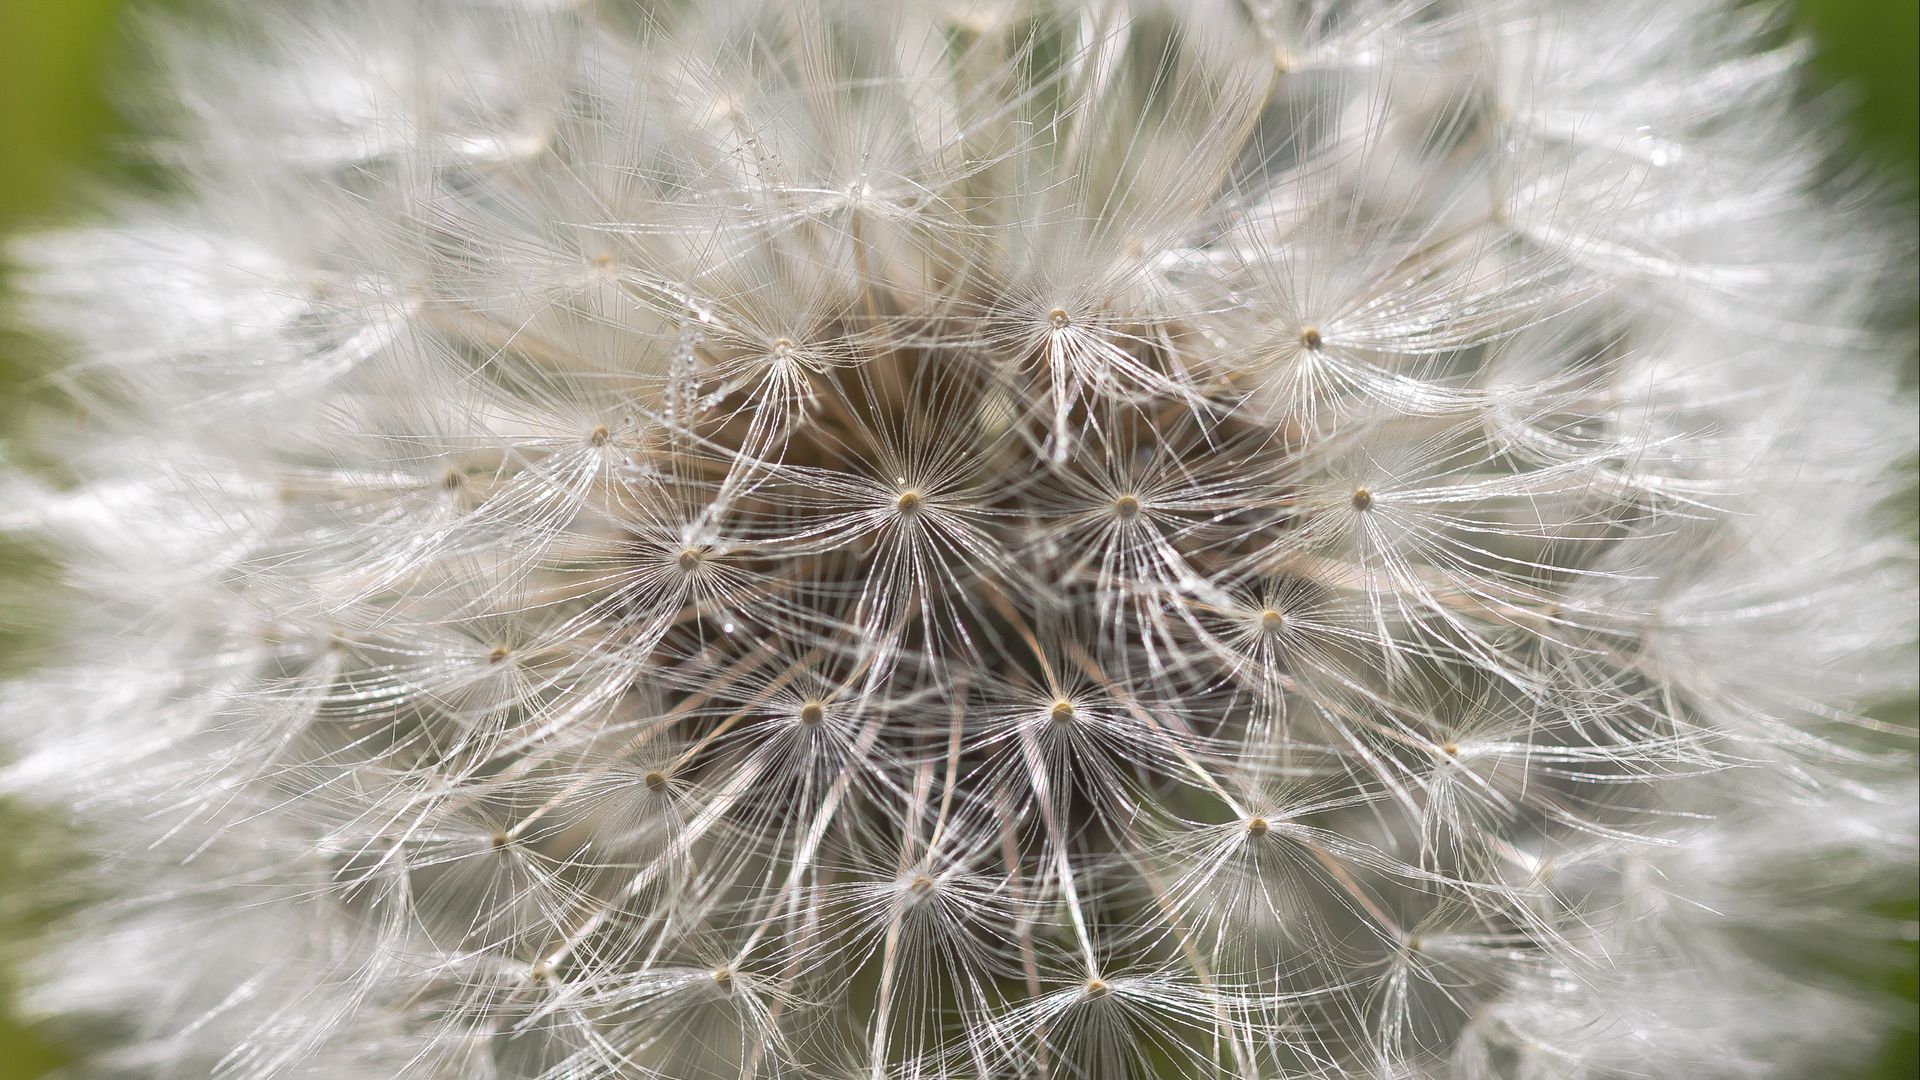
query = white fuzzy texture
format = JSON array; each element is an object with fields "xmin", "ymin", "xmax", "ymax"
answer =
[{"xmin": 2, "ymin": 1, "xmax": 1916, "ymax": 1078}]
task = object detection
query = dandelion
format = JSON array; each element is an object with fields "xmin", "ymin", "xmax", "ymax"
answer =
[{"xmin": 2, "ymin": 1, "xmax": 1915, "ymax": 1078}]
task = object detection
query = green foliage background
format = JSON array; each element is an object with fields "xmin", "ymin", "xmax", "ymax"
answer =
[{"xmin": 0, "ymin": 2, "xmax": 1912, "ymax": 1077}]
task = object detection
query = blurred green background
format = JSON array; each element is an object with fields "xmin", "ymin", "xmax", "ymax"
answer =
[{"xmin": 0, "ymin": 1, "xmax": 1913, "ymax": 1077}]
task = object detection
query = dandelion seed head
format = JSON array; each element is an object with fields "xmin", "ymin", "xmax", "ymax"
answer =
[{"xmin": 0, "ymin": 0, "xmax": 1914, "ymax": 1077}]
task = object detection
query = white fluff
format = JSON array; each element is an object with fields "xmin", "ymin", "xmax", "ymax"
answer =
[{"xmin": 2, "ymin": 1, "xmax": 1914, "ymax": 1077}]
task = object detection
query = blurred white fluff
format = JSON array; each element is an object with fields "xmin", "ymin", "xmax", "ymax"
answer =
[{"xmin": 1, "ymin": 1, "xmax": 1915, "ymax": 1077}]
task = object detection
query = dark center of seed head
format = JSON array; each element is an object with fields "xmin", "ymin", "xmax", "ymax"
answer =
[
  {"xmin": 1351, "ymin": 487, "xmax": 1374, "ymax": 511},
  {"xmin": 1300, "ymin": 326, "xmax": 1323, "ymax": 351},
  {"xmin": 798, "ymin": 701, "xmax": 826, "ymax": 726},
  {"xmin": 1112, "ymin": 494, "xmax": 1141, "ymax": 520}
]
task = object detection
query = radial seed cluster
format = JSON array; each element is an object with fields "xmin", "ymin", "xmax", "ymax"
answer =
[{"xmin": 2, "ymin": 1, "xmax": 1916, "ymax": 1078}]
